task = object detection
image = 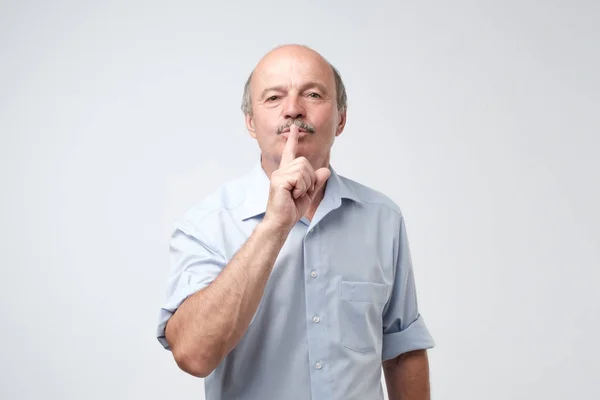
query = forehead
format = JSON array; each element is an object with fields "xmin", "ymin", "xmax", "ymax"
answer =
[{"xmin": 252, "ymin": 49, "xmax": 335, "ymax": 92}]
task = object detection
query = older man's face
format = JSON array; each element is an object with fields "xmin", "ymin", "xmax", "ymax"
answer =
[{"xmin": 246, "ymin": 47, "xmax": 346, "ymax": 170}]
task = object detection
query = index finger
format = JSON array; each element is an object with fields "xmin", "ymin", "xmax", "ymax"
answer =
[{"xmin": 280, "ymin": 124, "xmax": 299, "ymax": 166}]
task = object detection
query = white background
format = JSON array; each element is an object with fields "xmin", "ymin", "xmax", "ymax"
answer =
[{"xmin": 1, "ymin": 1, "xmax": 599, "ymax": 399}]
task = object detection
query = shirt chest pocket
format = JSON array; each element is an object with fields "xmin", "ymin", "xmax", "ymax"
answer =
[{"xmin": 338, "ymin": 280, "xmax": 388, "ymax": 353}]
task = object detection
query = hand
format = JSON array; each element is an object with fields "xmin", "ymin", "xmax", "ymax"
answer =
[{"xmin": 264, "ymin": 125, "xmax": 331, "ymax": 230}]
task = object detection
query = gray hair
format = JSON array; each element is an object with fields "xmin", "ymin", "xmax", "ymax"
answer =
[{"xmin": 240, "ymin": 62, "xmax": 347, "ymax": 116}]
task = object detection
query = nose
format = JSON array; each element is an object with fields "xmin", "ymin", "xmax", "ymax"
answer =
[{"xmin": 283, "ymin": 94, "xmax": 305, "ymax": 120}]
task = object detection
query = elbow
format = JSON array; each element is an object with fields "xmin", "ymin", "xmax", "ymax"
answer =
[
  {"xmin": 172, "ymin": 347, "xmax": 215, "ymax": 378},
  {"xmin": 184, "ymin": 362, "xmax": 213, "ymax": 379},
  {"xmin": 165, "ymin": 319, "xmax": 224, "ymax": 378},
  {"xmin": 165, "ymin": 319, "xmax": 215, "ymax": 378}
]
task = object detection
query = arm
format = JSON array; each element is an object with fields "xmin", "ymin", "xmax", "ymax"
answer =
[
  {"xmin": 164, "ymin": 125, "xmax": 330, "ymax": 378},
  {"xmin": 383, "ymin": 350, "xmax": 431, "ymax": 400},
  {"xmin": 381, "ymin": 214, "xmax": 435, "ymax": 398},
  {"xmin": 165, "ymin": 219, "xmax": 290, "ymax": 378}
]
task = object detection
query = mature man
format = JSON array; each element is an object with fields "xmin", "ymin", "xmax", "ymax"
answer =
[{"xmin": 157, "ymin": 44, "xmax": 435, "ymax": 399}]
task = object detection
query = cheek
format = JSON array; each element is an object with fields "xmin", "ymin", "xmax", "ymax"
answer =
[
  {"xmin": 255, "ymin": 114, "xmax": 281, "ymax": 133},
  {"xmin": 312, "ymin": 105, "xmax": 337, "ymax": 127}
]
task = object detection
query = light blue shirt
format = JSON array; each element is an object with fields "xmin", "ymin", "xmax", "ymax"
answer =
[{"xmin": 157, "ymin": 160, "xmax": 435, "ymax": 400}]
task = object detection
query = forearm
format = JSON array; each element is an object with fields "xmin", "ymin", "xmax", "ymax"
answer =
[
  {"xmin": 166, "ymin": 219, "xmax": 291, "ymax": 377},
  {"xmin": 383, "ymin": 350, "xmax": 431, "ymax": 400}
]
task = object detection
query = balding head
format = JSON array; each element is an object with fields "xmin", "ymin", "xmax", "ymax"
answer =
[
  {"xmin": 241, "ymin": 45, "xmax": 347, "ymax": 116},
  {"xmin": 242, "ymin": 44, "xmax": 348, "ymax": 175}
]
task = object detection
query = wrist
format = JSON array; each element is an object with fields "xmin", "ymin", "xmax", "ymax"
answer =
[{"xmin": 258, "ymin": 216, "xmax": 293, "ymax": 237}]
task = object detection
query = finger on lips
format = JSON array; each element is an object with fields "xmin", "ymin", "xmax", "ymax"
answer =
[
  {"xmin": 280, "ymin": 124, "xmax": 299, "ymax": 167},
  {"xmin": 279, "ymin": 124, "xmax": 319, "ymax": 199}
]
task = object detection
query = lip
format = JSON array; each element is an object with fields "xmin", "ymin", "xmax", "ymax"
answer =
[
  {"xmin": 281, "ymin": 129, "xmax": 309, "ymax": 138},
  {"xmin": 280, "ymin": 127, "xmax": 309, "ymax": 134}
]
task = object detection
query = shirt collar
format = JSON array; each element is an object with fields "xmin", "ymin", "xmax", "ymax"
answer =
[{"xmin": 240, "ymin": 158, "xmax": 362, "ymax": 221}]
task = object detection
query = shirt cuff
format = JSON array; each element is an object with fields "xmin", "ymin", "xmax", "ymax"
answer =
[
  {"xmin": 381, "ymin": 314, "xmax": 435, "ymax": 361},
  {"xmin": 156, "ymin": 282, "xmax": 210, "ymax": 350}
]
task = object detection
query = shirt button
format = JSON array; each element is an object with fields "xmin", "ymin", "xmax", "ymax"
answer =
[
  {"xmin": 310, "ymin": 270, "xmax": 318, "ymax": 278},
  {"xmin": 315, "ymin": 362, "xmax": 322, "ymax": 370},
  {"xmin": 312, "ymin": 316, "xmax": 320, "ymax": 323}
]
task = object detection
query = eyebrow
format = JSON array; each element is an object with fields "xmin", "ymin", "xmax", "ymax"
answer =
[{"xmin": 260, "ymin": 82, "xmax": 329, "ymax": 99}]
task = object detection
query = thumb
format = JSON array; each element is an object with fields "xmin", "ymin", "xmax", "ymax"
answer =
[{"xmin": 310, "ymin": 167, "xmax": 331, "ymax": 196}]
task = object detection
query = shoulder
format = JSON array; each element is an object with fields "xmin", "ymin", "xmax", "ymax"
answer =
[
  {"xmin": 338, "ymin": 173, "xmax": 404, "ymax": 219},
  {"xmin": 173, "ymin": 173, "xmax": 249, "ymax": 236}
]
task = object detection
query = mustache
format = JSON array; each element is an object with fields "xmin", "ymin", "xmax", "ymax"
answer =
[{"xmin": 276, "ymin": 119, "xmax": 316, "ymax": 134}]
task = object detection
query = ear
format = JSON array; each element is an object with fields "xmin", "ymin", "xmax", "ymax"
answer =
[
  {"xmin": 335, "ymin": 109, "xmax": 347, "ymax": 137},
  {"xmin": 245, "ymin": 113, "xmax": 257, "ymax": 139}
]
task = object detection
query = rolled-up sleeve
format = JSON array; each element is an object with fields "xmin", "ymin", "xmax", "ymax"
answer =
[
  {"xmin": 156, "ymin": 221, "xmax": 227, "ymax": 350},
  {"xmin": 381, "ymin": 216, "xmax": 435, "ymax": 361}
]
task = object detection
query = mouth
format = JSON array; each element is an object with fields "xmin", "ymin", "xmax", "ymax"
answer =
[
  {"xmin": 281, "ymin": 129, "xmax": 310, "ymax": 139},
  {"xmin": 280, "ymin": 127, "xmax": 309, "ymax": 134}
]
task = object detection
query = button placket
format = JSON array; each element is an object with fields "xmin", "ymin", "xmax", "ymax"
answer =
[{"xmin": 304, "ymin": 223, "xmax": 328, "ymax": 395}]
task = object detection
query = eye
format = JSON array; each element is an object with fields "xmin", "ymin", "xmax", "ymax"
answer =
[
  {"xmin": 266, "ymin": 95, "xmax": 280, "ymax": 102},
  {"xmin": 307, "ymin": 92, "xmax": 321, "ymax": 98}
]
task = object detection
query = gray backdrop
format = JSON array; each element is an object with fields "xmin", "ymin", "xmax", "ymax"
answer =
[{"xmin": 1, "ymin": 1, "xmax": 599, "ymax": 399}]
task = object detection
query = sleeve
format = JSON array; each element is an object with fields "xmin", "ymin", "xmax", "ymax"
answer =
[
  {"xmin": 156, "ymin": 221, "xmax": 227, "ymax": 351},
  {"xmin": 381, "ymin": 215, "xmax": 435, "ymax": 361}
]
